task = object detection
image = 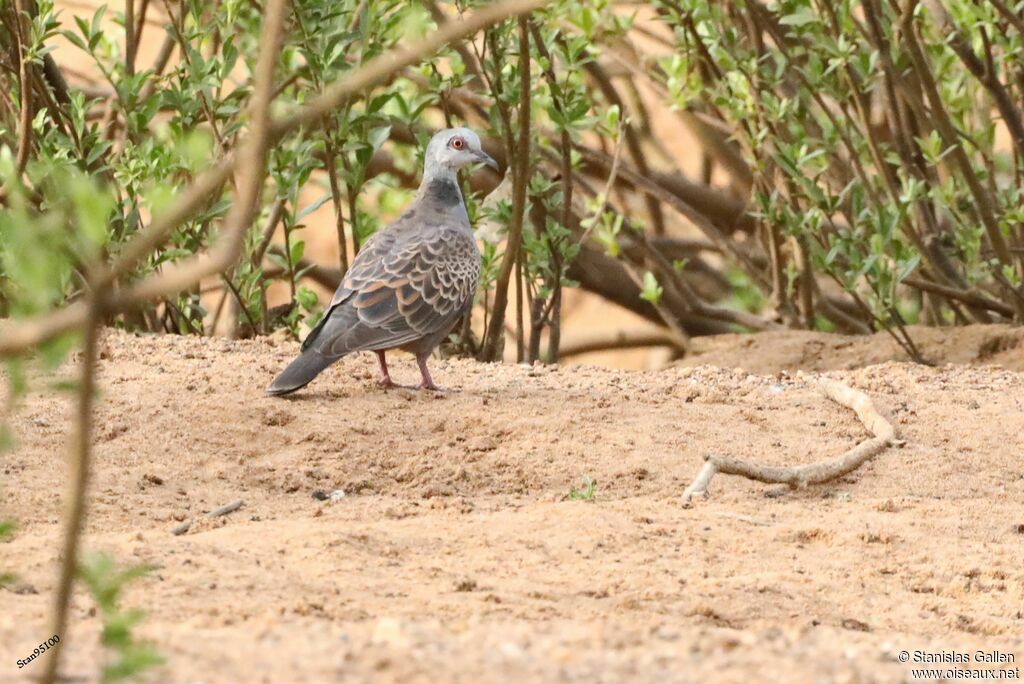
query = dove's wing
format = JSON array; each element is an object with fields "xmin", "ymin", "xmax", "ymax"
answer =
[{"xmin": 302, "ymin": 212, "xmax": 479, "ymax": 358}]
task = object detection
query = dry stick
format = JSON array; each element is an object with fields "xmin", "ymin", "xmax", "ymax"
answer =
[
  {"xmin": 0, "ymin": 0, "xmax": 550, "ymax": 359},
  {"xmin": 170, "ymin": 499, "xmax": 245, "ymax": 536},
  {"xmin": 480, "ymin": 15, "xmax": 532, "ymax": 362},
  {"xmin": 0, "ymin": 301, "xmax": 91, "ymax": 356},
  {"xmin": 39, "ymin": 300, "xmax": 103, "ymax": 684},
  {"xmin": 681, "ymin": 377, "xmax": 896, "ymax": 505}
]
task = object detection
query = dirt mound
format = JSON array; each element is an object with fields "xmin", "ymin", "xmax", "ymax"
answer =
[
  {"xmin": 677, "ymin": 324, "xmax": 1024, "ymax": 374},
  {"xmin": 2, "ymin": 330, "xmax": 1023, "ymax": 682}
]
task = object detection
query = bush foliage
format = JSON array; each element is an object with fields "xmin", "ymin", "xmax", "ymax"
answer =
[{"xmin": 2, "ymin": 0, "xmax": 1023, "ymax": 371}]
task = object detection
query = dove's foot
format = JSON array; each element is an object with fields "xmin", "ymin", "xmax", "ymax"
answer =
[
  {"xmin": 375, "ymin": 351, "xmax": 396, "ymax": 389},
  {"xmin": 416, "ymin": 354, "xmax": 442, "ymax": 392}
]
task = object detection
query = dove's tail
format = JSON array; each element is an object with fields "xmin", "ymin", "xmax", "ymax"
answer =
[{"xmin": 266, "ymin": 349, "xmax": 337, "ymax": 396}]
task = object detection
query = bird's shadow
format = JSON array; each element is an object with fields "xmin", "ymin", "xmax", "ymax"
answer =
[{"xmin": 268, "ymin": 384, "xmax": 460, "ymax": 401}]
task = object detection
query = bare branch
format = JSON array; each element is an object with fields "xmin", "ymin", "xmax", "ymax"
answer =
[
  {"xmin": 682, "ymin": 377, "xmax": 896, "ymax": 504},
  {"xmin": 480, "ymin": 15, "xmax": 533, "ymax": 361},
  {"xmin": 12, "ymin": 0, "xmax": 33, "ymax": 177},
  {"xmin": 559, "ymin": 328, "xmax": 684, "ymax": 358},
  {"xmin": 39, "ymin": 301, "xmax": 102, "ymax": 684}
]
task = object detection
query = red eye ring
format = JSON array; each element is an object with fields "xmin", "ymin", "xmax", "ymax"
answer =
[{"xmin": 450, "ymin": 137, "xmax": 465, "ymax": 150}]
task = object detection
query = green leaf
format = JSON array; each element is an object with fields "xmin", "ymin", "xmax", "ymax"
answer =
[
  {"xmin": 295, "ymin": 193, "xmax": 331, "ymax": 223},
  {"xmin": 367, "ymin": 125, "xmax": 392, "ymax": 153},
  {"xmin": 779, "ymin": 9, "xmax": 817, "ymax": 27},
  {"xmin": 289, "ymin": 240, "xmax": 305, "ymax": 266},
  {"xmin": 638, "ymin": 271, "xmax": 663, "ymax": 305}
]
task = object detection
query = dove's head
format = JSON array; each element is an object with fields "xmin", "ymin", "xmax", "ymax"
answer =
[{"xmin": 424, "ymin": 128, "xmax": 498, "ymax": 177}]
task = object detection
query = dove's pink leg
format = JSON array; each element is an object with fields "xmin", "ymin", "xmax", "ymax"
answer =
[
  {"xmin": 416, "ymin": 354, "xmax": 440, "ymax": 391},
  {"xmin": 375, "ymin": 351, "xmax": 395, "ymax": 389}
]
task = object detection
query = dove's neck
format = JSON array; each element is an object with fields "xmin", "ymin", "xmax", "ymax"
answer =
[{"xmin": 418, "ymin": 167, "xmax": 465, "ymax": 209}]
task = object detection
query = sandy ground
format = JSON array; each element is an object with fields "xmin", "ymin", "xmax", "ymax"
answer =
[
  {"xmin": 1, "ymin": 329, "xmax": 1023, "ymax": 682},
  {"xmin": 676, "ymin": 324, "xmax": 1024, "ymax": 375}
]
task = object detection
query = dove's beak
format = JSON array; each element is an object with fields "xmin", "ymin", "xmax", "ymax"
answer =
[{"xmin": 475, "ymin": 150, "xmax": 499, "ymax": 171}]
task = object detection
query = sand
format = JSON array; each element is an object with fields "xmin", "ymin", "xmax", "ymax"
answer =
[{"xmin": 1, "ymin": 329, "xmax": 1023, "ymax": 683}]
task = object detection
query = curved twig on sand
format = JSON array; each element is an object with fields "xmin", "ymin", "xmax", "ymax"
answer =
[{"xmin": 681, "ymin": 377, "xmax": 896, "ymax": 505}]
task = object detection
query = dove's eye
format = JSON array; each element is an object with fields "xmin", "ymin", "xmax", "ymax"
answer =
[{"xmin": 450, "ymin": 137, "xmax": 465, "ymax": 150}]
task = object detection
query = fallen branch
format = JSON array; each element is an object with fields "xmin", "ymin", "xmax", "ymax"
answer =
[
  {"xmin": 681, "ymin": 377, "xmax": 895, "ymax": 505},
  {"xmin": 170, "ymin": 499, "xmax": 245, "ymax": 536}
]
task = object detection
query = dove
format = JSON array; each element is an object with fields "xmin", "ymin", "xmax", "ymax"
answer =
[{"xmin": 267, "ymin": 128, "xmax": 497, "ymax": 396}]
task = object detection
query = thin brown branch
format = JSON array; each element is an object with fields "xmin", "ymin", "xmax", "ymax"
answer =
[
  {"xmin": 576, "ymin": 144, "xmax": 767, "ymax": 289},
  {"xmin": 423, "ymin": 0, "xmax": 487, "ymax": 87},
  {"xmin": 559, "ymin": 328, "xmax": 684, "ymax": 358},
  {"xmin": 322, "ymin": 134, "xmax": 350, "ymax": 275},
  {"xmin": 583, "ymin": 60, "xmax": 666, "ymax": 234},
  {"xmin": 132, "ymin": 0, "xmax": 151, "ymax": 66},
  {"xmin": 987, "ymin": 0, "xmax": 1024, "ymax": 37},
  {"xmin": 480, "ymin": 15, "xmax": 532, "ymax": 361},
  {"xmin": 39, "ymin": 299, "xmax": 103, "ymax": 684},
  {"xmin": 682, "ymin": 377, "xmax": 896, "ymax": 504},
  {"xmin": 903, "ymin": 276, "xmax": 1016, "ymax": 319},
  {"xmin": 271, "ymin": 0, "xmax": 548, "ymax": 135},
  {"xmin": 12, "ymin": 0, "xmax": 33, "ymax": 177},
  {"xmin": 939, "ymin": 9, "xmax": 1024, "ymax": 162},
  {"xmin": 251, "ymin": 197, "xmax": 287, "ymax": 269},
  {"xmin": 125, "ymin": 0, "xmax": 136, "ymax": 77},
  {"xmin": 528, "ymin": 19, "xmax": 571, "ymax": 362}
]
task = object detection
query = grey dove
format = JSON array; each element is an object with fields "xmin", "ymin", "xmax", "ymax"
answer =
[{"xmin": 267, "ymin": 128, "xmax": 496, "ymax": 395}]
